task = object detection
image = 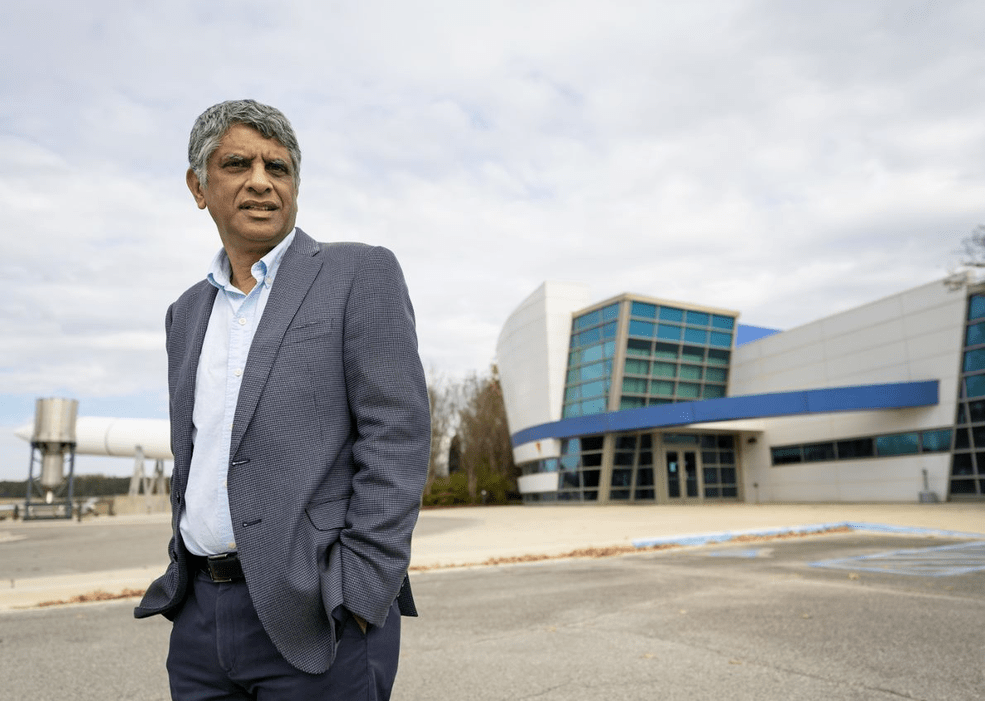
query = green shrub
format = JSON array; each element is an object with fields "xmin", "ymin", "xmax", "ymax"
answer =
[{"xmin": 423, "ymin": 467, "xmax": 519, "ymax": 507}]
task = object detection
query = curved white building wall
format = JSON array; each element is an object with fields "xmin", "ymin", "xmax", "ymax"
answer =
[
  {"xmin": 517, "ymin": 472, "xmax": 560, "ymax": 494},
  {"xmin": 731, "ymin": 278, "xmax": 964, "ymax": 502},
  {"xmin": 496, "ymin": 281, "xmax": 590, "ymax": 465}
]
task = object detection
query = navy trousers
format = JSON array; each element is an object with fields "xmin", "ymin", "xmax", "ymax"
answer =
[{"xmin": 167, "ymin": 571, "xmax": 401, "ymax": 700}]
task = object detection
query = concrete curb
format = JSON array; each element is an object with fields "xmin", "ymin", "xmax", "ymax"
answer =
[
  {"xmin": 0, "ymin": 568, "xmax": 162, "ymax": 611},
  {"xmin": 632, "ymin": 521, "xmax": 985, "ymax": 549}
]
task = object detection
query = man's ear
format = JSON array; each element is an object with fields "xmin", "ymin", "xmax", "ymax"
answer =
[{"xmin": 186, "ymin": 169, "xmax": 208, "ymax": 210}]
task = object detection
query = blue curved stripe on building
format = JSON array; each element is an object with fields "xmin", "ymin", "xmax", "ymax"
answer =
[{"xmin": 511, "ymin": 381, "xmax": 939, "ymax": 447}]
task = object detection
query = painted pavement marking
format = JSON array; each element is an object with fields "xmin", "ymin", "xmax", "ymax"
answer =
[
  {"xmin": 633, "ymin": 521, "xmax": 985, "ymax": 550},
  {"xmin": 706, "ymin": 548, "xmax": 768, "ymax": 558},
  {"xmin": 810, "ymin": 540, "xmax": 985, "ymax": 577}
]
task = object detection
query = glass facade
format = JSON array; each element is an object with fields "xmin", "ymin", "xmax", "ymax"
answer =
[
  {"xmin": 557, "ymin": 436, "xmax": 605, "ymax": 501},
  {"xmin": 609, "ymin": 434, "xmax": 654, "ymax": 501},
  {"xmin": 519, "ymin": 431, "xmax": 739, "ymax": 503},
  {"xmin": 696, "ymin": 434, "xmax": 738, "ymax": 498},
  {"xmin": 620, "ymin": 301, "xmax": 734, "ymax": 410},
  {"xmin": 563, "ymin": 304, "xmax": 618, "ymax": 418},
  {"xmin": 951, "ymin": 291, "xmax": 985, "ymax": 497},
  {"xmin": 563, "ymin": 298, "xmax": 737, "ymax": 416},
  {"xmin": 542, "ymin": 296, "xmax": 742, "ymax": 503}
]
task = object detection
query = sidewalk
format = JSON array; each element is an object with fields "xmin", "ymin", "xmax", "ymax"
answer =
[
  {"xmin": 408, "ymin": 502, "xmax": 985, "ymax": 568},
  {"xmin": 2, "ymin": 502, "xmax": 983, "ymax": 610}
]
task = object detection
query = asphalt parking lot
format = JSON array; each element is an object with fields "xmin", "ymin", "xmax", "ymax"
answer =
[
  {"xmin": 2, "ymin": 531, "xmax": 983, "ymax": 700},
  {"xmin": 0, "ymin": 518, "xmax": 170, "ymax": 580}
]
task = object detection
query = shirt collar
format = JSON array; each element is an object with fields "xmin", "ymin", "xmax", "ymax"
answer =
[{"xmin": 206, "ymin": 228, "xmax": 297, "ymax": 293}]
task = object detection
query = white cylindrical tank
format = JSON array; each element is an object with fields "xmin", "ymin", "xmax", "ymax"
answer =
[
  {"xmin": 76, "ymin": 417, "xmax": 173, "ymax": 459},
  {"xmin": 16, "ymin": 417, "xmax": 172, "ymax": 460}
]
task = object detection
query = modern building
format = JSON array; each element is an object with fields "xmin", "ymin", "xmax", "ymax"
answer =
[{"xmin": 496, "ymin": 277, "xmax": 981, "ymax": 504}]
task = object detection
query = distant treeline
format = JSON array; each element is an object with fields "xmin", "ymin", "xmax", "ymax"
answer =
[{"xmin": 0, "ymin": 475, "xmax": 133, "ymax": 499}]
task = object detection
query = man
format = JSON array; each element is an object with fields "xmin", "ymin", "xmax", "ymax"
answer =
[{"xmin": 135, "ymin": 99, "xmax": 430, "ymax": 700}]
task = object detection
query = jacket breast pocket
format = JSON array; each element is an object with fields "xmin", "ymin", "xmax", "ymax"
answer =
[{"xmin": 284, "ymin": 319, "xmax": 335, "ymax": 344}]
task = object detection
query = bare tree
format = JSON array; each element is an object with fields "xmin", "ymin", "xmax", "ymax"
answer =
[
  {"xmin": 422, "ymin": 366, "xmax": 517, "ymax": 506},
  {"xmin": 455, "ymin": 366, "xmax": 517, "ymax": 502},
  {"xmin": 946, "ymin": 225, "xmax": 985, "ymax": 290},
  {"xmin": 958, "ymin": 225, "xmax": 985, "ymax": 268},
  {"xmin": 424, "ymin": 369, "xmax": 458, "ymax": 493}
]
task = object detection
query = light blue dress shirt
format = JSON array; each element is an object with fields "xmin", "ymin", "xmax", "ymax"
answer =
[{"xmin": 180, "ymin": 229, "xmax": 297, "ymax": 557}]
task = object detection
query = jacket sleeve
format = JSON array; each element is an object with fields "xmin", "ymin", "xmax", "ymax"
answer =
[
  {"xmin": 134, "ymin": 302, "xmax": 187, "ymax": 620},
  {"xmin": 338, "ymin": 246, "xmax": 430, "ymax": 627}
]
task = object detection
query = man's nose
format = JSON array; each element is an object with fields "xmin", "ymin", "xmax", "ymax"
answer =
[{"xmin": 247, "ymin": 163, "xmax": 272, "ymax": 191}]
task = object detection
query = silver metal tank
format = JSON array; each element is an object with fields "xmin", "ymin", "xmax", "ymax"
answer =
[{"xmin": 32, "ymin": 398, "xmax": 78, "ymax": 489}]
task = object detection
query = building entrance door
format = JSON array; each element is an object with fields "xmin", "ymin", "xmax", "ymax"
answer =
[{"xmin": 665, "ymin": 450, "xmax": 698, "ymax": 499}]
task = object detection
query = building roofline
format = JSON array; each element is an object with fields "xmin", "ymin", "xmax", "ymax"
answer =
[{"xmin": 573, "ymin": 291, "xmax": 741, "ymax": 320}]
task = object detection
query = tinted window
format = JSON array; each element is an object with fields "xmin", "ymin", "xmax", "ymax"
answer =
[{"xmin": 837, "ymin": 438, "xmax": 874, "ymax": 459}]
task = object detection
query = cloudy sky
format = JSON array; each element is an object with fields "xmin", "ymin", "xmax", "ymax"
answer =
[{"xmin": 2, "ymin": 0, "xmax": 983, "ymax": 479}]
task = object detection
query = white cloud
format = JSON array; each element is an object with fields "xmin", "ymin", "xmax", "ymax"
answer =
[{"xmin": 1, "ymin": 0, "xmax": 984, "ymax": 478}]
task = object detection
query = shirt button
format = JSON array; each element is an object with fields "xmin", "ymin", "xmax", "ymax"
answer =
[
  {"xmin": 265, "ymin": 276, "xmax": 273, "ymax": 284},
  {"xmin": 228, "ymin": 542, "xmax": 236, "ymax": 549},
  {"xmin": 238, "ymin": 317, "xmax": 247, "ymax": 326},
  {"xmin": 234, "ymin": 368, "xmax": 243, "ymax": 377}
]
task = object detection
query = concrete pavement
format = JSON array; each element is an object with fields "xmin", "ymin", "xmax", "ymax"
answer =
[
  {"xmin": 407, "ymin": 502, "xmax": 985, "ymax": 569},
  {"xmin": 7, "ymin": 530, "xmax": 984, "ymax": 701},
  {"xmin": 1, "ymin": 502, "xmax": 984, "ymax": 610}
]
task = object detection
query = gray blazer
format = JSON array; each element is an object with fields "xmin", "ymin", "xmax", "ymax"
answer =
[{"xmin": 134, "ymin": 229, "xmax": 431, "ymax": 675}]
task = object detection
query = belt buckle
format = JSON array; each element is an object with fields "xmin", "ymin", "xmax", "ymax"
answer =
[{"xmin": 206, "ymin": 552, "xmax": 235, "ymax": 583}]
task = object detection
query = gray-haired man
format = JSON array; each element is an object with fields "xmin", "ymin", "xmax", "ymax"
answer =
[{"xmin": 135, "ymin": 99, "xmax": 430, "ymax": 700}]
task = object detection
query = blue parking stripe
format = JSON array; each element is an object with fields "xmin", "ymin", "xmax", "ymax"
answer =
[
  {"xmin": 810, "ymin": 541, "xmax": 985, "ymax": 577},
  {"xmin": 632, "ymin": 522, "xmax": 985, "ymax": 549}
]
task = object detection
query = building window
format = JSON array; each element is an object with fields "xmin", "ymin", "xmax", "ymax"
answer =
[
  {"xmin": 836, "ymin": 438, "xmax": 875, "ymax": 459},
  {"xmin": 803, "ymin": 442, "xmax": 836, "ymax": 462},
  {"xmin": 699, "ymin": 434, "xmax": 738, "ymax": 498},
  {"xmin": 557, "ymin": 435, "xmax": 605, "ymax": 501},
  {"xmin": 922, "ymin": 429, "xmax": 952, "ymax": 452},
  {"xmin": 951, "ymin": 291, "xmax": 985, "ymax": 497},
  {"xmin": 660, "ymin": 307, "xmax": 684, "ymax": 323},
  {"xmin": 772, "ymin": 429, "xmax": 953, "ymax": 466},
  {"xmin": 604, "ymin": 433, "xmax": 659, "ymax": 501},
  {"xmin": 771, "ymin": 446, "xmax": 802, "ymax": 465},
  {"xmin": 567, "ymin": 297, "xmax": 738, "ymax": 422},
  {"xmin": 609, "ymin": 435, "xmax": 637, "ymax": 500},
  {"xmin": 564, "ymin": 304, "xmax": 619, "ymax": 418},
  {"xmin": 618, "ymin": 299, "xmax": 736, "ymax": 409},
  {"xmin": 875, "ymin": 433, "xmax": 919, "ymax": 456}
]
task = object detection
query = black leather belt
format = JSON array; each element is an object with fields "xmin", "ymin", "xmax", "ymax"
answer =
[{"xmin": 189, "ymin": 552, "xmax": 245, "ymax": 583}]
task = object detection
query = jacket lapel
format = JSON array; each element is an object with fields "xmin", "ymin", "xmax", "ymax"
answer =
[
  {"xmin": 229, "ymin": 229, "xmax": 323, "ymax": 456},
  {"xmin": 172, "ymin": 283, "xmax": 218, "ymax": 490}
]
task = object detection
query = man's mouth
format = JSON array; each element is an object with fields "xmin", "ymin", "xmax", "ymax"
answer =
[{"xmin": 240, "ymin": 201, "xmax": 278, "ymax": 211}]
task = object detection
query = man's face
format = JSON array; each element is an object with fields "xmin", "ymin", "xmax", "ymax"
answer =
[{"xmin": 187, "ymin": 123, "xmax": 299, "ymax": 256}]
